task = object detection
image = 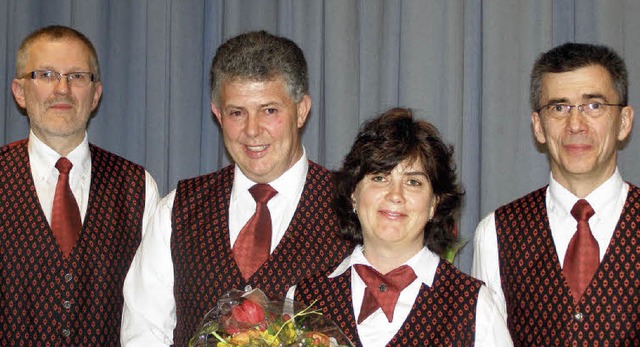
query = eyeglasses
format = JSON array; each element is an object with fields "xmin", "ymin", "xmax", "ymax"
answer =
[
  {"xmin": 537, "ymin": 102, "xmax": 624, "ymax": 118},
  {"xmin": 23, "ymin": 70, "xmax": 97, "ymax": 87}
]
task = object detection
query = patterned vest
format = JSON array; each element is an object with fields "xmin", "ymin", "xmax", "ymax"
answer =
[
  {"xmin": 0, "ymin": 139, "xmax": 146, "ymax": 346},
  {"xmin": 295, "ymin": 259, "xmax": 481, "ymax": 347},
  {"xmin": 495, "ymin": 185, "xmax": 640, "ymax": 346},
  {"xmin": 170, "ymin": 161, "xmax": 353, "ymax": 346}
]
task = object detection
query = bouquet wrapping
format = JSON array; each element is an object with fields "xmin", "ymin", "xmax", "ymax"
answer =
[{"xmin": 189, "ymin": 288, "xmax": 354, "ymax": 347}]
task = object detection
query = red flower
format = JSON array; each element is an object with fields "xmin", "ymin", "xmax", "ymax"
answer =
[
  {"xmin": 232, "ymin": 299, "xmax": 265, "ymax": 325},
  {"xmin": 223, "ymin": 298, "xmax": 267, "ymax": 334}
]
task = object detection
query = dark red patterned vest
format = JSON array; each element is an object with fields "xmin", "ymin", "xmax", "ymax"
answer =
[
  {"xmin": 495, "ymin": 185, "xmax": 640, "ymax": 346},
  {"xmin": 295, "ymin": 259, "xmax": 481, "ymax": 347},
  {"xmin": 0, "ymin": 139, "xmax": 146, "ymax": 346},
  {"xmin": 170, "ymin": 161, "xmax": 353, "ymax": 346}
]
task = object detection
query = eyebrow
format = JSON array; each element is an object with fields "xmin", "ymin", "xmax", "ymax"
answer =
[
  {"xmin": 404, "ymin": 171, "xmax": 428, "ymax": 178},
  {"xmin": 545, "ymin": 93, "xmax": 608, "ymax": 105},
  {"xmin": 224, "ymin": 101, "xmax": 282, "ymax": 110},
  {"xmin": 260, "ymin": 102, "xmax": 283, "ymax": 108},
  {"xmin": 34, "ymin": 66, "xmax": 91, "ymax": 73}
]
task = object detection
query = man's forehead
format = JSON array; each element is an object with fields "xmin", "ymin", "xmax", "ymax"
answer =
[
  {"xmin": 541, "ymin": 66, "xmax": 616, "ymax": 97},
  {"xmin": 25, "ymin": 38, "xmax": 93, "ymax": 66},
  {"xmin": 222, "ymin": 75, "xmax": 286, "ymax": 88}
]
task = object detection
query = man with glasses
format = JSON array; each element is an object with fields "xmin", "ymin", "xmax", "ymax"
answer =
[
  {"xmin": 2, "ymin": 25, "xmax": 159, "ymax": 346},
  {"xmin": 472, "ymin": 42, "xmax": 638, "ymax": 345}
]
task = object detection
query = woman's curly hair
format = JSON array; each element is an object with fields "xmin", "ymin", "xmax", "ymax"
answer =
[{"xmin": 334, "ymin": 108, "xmax": 464, "ymax": 256}]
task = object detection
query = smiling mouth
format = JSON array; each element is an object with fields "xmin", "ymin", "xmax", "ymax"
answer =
[
  {"xmin": 246, "ymin": 145, "xmax": 269, "ymax": 152},
  {"xmin": 380, "ymin": 210, "xmax": 405, "ymax": 218}
]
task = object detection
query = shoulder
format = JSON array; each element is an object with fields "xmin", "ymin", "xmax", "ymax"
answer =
[
  {"xmin": 438, "ymin": 260, "xmax": 483, "ymax": 289},
  {"xmin": 306, "ymin": 160, "xmax": 334, "ymax": 178},
  {"xmin": 627, "ymin": 182, "xmax": 640, "ymax": 193},
  {"xmin": 303, "ymin": 160, "xmax": 337, "ymax": 194},
  {"xmin": 179, "ymin": 165, "xmax": 233, "ymax": 186},
  {"xmin": 88, "ymin": 143, "xmax": 144, "ymax": 172},
  {"xmin": 0, "ymin": 139, "xmax": 28, "ymax": 156},
  {"xmin": 174, "ymin": 164, "xmax": 234, "ymax": 201},
  {"xmin": 495, "ymin": 186, "xmax": 547, "ymax": 214},
  {"xmin": 295, "ymin": 265, "xmax": 349, "ymax": 299}
]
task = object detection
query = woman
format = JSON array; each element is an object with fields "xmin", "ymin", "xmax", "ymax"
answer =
[{"xmin": 289, "ymin": 108, "xmax": 511, "ymax": 346}]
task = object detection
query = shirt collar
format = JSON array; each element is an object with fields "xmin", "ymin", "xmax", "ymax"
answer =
[
  {"xmin": 547, "ymin": 168, "xmax": 625, "ymax": 218},
  {"xmin": 232, "ymin": 147, "xmax": 309, "ymax": 200},
  {"xmin": 329, "ymin": 244, "xmax": 441, "ymax": 287},
  {"xmin": 28, "ymin": 130, "xmax": 91, "ymax": 181}
]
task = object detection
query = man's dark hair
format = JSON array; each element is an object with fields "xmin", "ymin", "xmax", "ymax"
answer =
[{"xmin": 530, "ymin": 42, "xmax": 627, "ymax": 111}]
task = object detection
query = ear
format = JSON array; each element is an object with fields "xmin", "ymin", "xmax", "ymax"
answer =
[
  {"xmin": 91, "ymin": 82, "xmax": 103, "ymax": 111},
  {"xmin": 429, "ymin": 196, "xmax": 439, "ymax": 219},
  {"xmin": 211, "ymin": 102, "xmax": 222, "ymax": 125},
  {"xmin": 350, "ymin": 191, "xmax": 357, "ymax": 210},
  {"xmin": 296, "ymin": 94, "xmax": 311, "ymax": 128},
  {"xmin": 531, "ymin": 111, "xmax": 547, "ymax": 144},
  {"xmin": 617, "ymin": 105, "xmax": 634, "ymax": 141},
  {"xmin": 11, "ymin": 79, "xmax": 26, "ymax": 109}
]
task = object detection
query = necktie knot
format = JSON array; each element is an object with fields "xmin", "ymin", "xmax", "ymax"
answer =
[
  {"xmin": 249, "ymin": 184, "xmax": 277, "ymax": 205},
  {"xmin": 354, "ymin": 264, "xmax": 417, "ymax": 323},
  {"xmin": 55, "ymin": 157, "xmax": 73, "ymax": 175},
  {"xmin": 571, "ymin": 199, "xmax": 594, "ymax": 222}
]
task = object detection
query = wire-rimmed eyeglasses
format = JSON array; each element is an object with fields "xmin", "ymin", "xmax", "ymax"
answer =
[
  {"xmin": 537, "ymin": 102, "xmax": 624, "ymax": 118},
  {"xmin": 22, "ymin": 70, "xmax": 97, "ymax": 87}
]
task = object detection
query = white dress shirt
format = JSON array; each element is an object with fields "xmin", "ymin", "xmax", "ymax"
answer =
[
  {"xmin": 288, "ymin": 245, "xmax": 513, "ymax": 347},
  {"xmin": 28, "ymin": 131, "xmax": 159, "ymax": 234},
  {"xmin": 121, "ymin": 151, "xmax": 309, "ymax": 346},
  {"xmin": 471, "ymin": 169, "xmax": 628, "ymax": 318}
]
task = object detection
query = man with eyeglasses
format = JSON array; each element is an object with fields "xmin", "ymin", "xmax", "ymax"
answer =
[
  {"xmin": 472, "ymin": 42, "xmax": 638, "ymax": 346},
  {"xmin": 2, "ymin": 25, "xmax": 159, "ymax": 346}
]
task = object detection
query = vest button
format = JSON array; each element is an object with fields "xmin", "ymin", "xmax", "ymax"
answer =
[
  {"xmin": 378, "ymin": 283, "xmax": 387, "ymax": 292},
  {"xmin": 62, "ymin": 329, "xmax": 71, "ymax": 337},
  {"xmin": 64, "ymin": 273, "xmax": 73, "ymax": 282},
  {"xmin": 574, "ymin": 311, "xmax": 583, "ymax": 321},
  {"xmin": 244, "ymin": 285, "xmax": 252, "ymax": 292},
  {"xmin": 63, "ymin": 300, "xmax": 72, "ymax": 309}
]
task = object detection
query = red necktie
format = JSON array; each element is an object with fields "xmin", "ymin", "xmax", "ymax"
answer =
[
  {"xmin": 563, "ymin": 199, "xmax": 599, "ymax": 302},
  {"xmin": 353, "ymin": 264, "xmax": 417, "ymax": 323},
  {"xmin": 233, "ymin": 184, "xmax": 278, "ymax": 280},
  {"xmin": 51, "ymin": 157, "xmax": 82, "ymax": 258}
]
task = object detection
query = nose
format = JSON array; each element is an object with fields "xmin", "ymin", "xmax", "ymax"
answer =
[
  {"xmin": 53, "ymin": 76, "xmax": 71, "ymax": 95},
  {"xmin": 385, "ymin": 181, "xmax": 405, "ymax": 204},
  {"xmin": 566, "ymin": 106, "xmax": 587, "ymax": 133},
  {"xmin": 244, "ymin": 113, "xmax": 260, "ymax": 136}
]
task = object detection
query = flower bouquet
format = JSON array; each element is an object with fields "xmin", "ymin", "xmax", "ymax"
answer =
[{"xmin": 189, "ymin": 288, "xmax": 354, "ymax": 347}]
